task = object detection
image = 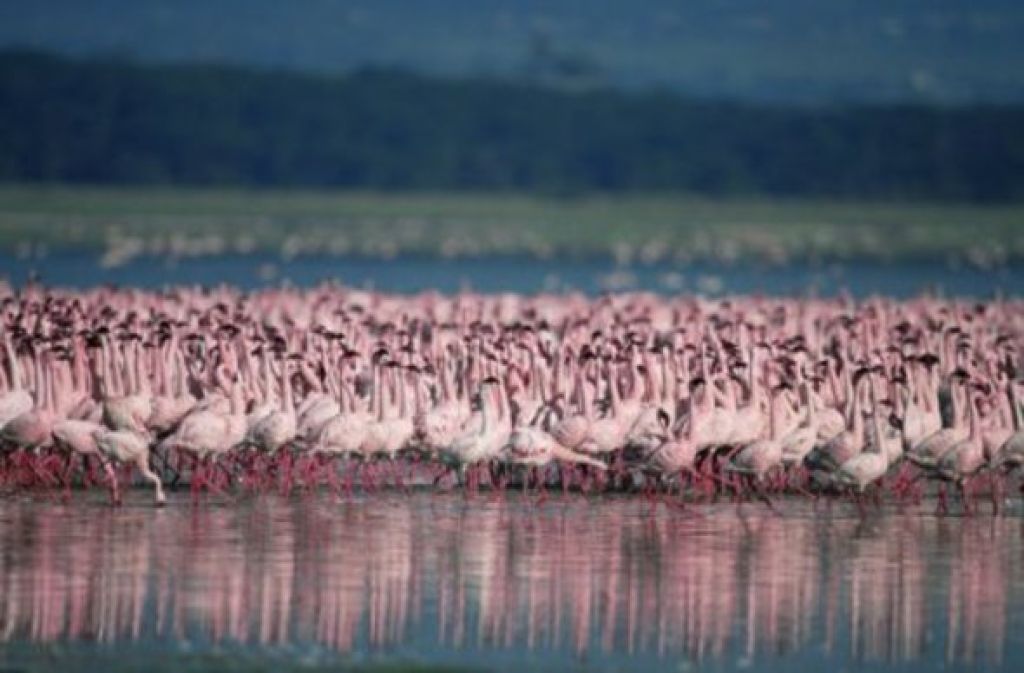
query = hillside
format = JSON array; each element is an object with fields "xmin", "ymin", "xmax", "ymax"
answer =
[
  {"xmin": 1, "ymin": 1, "xmax": 1023, "ymax": 103},
  {"xmin": 3, "ymin": 51, "xmax": 1023, "ymax": 200}
]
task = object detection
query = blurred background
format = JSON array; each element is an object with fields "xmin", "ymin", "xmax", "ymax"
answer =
[{"xmin": 0, "ymin": 0, "xmax": 1022, "ymax": 294}]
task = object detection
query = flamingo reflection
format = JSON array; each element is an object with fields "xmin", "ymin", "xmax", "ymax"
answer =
[{"xmin": 0, "ymin": 494, "xmax": 1019, "ymax": 667}]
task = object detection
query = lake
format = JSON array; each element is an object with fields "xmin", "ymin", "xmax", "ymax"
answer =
[
  {"xmin": 1, "ymin": 491, "xmax": 1022, "ymax": 672},
  {"xmin": 2, "ymin": 252, "xmax": 1021, "ymax": 297}
]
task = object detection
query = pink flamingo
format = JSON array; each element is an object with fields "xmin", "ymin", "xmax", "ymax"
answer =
[
  {"xmin": 1, "ymin": 345, "xmax": 57, "ymax": 451},
  {"xmin": 0, "ymin": 332, "xmax": 33, "ymax": 428},
  {"xmin": 834, "ymin": 372, "xmax": 889, "ymax": 493},
  {"xmin": 907, "ymin": 371, "xmax": 968, "ymax": 469},
  {"xmin": 248, "ymin": 352, "xmax": 297, "ymax": 454},
  {"xmin": 726, "ymin": 382, "xmax": 786, "ymax": 484},
  {"xmin": 936, "ymin": 383, "xmax": 987, "ymax": 510}
]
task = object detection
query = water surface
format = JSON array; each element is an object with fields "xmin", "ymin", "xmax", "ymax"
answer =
[
  {"xmin": 1, "ymin": 492, "xmax": 1022, "ymax": 672},
  {"xmin": 3, "ymin": 252, "xmax": 1021, "ymax": 297}
]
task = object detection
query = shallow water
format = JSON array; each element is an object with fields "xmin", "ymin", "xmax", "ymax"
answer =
[
  {"xmin": 1, "ymin": 492, "xmax": 1023, "ymax": 672},
  {"xmin": 3, "ymin": 252, "xmax": 1022, "ymax": 297}
]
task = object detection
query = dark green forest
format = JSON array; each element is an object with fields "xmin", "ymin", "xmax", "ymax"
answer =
[{"xmin": 2, "ymin": 50, "xmax": 1023, "ymax": 201}]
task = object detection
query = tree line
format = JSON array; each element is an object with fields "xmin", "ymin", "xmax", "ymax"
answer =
[{"xmin": 1, "ymin": 50, "xmax": 1022, "ymax": 201}]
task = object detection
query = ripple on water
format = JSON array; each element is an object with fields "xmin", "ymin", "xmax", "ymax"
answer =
[{"xmin": 0, "ymin": 491, "xmax": 1022, "ymax": 672}]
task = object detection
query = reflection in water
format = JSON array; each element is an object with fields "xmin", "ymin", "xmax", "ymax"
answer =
[{"xmin": 0, "ymin": 494, "xmax": 1022, "ymax": 671}]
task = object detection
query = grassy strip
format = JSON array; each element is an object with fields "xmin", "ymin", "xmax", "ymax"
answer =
[{"xmin": 1, "ymin": 184, "xmax": 1022, "ymax": 263}]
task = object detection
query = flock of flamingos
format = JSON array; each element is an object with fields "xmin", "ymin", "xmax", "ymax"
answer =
[{"xmin": 0, "ymin": 284, "xmax": 1022, "ymax": 510}]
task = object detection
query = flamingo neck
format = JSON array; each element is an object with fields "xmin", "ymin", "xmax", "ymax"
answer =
[
  {"xmin": 173, "ymin": 350, "xmax": 187, "ymax": 398},
  {"xmin": 439, "ymin": 355, "xmax": 452, "ymax": 405},
  {"xmin": 640, "ymin": 352, "xmax": 654, "ymax": 403},
  {"xmin": 667, "ymin": 351, "xmax": 680, "ymax": 414},
  {"xmin": 891, "ymin": 377, "xmax": 905, "ymax": 421},
  {"xmin": 803, "ymin": 379, "xmax": 816, "ymax": 424},
  {"xmin": 868, "ymin": 378, "xmax": 884, "ymax": 454},
  {"xmin": 374, "ymin": 364, "xmax": 387, "ymax": 422},
  {"xmin": 725, "ymin": 378, "xmax": 739, "ymax": 412},
  {"xmin": 37, "ymin": 354, "xmax": 49, "ymax": 413},
  {"xmin": 55, "ymin": 364, "xmax": 71, "ymax": 414},
  {"xmin": 578, "ymin": 363, "xmax": 590, "ymax": 420},
  {"xmin": 412, "ymin": 373, "xmax": 424, "ymax": 416},
  {"xmin": 110, "ymin": 340, "xmax": 125, "ymax": 397},
  {"xmin": 397, "ymin": 368, "xmax": 408, "ymax": 419},
  {"xmin": 493, "ymin": 377, "xmax": 508, "ymax": 422},
  {"xmin": 685, "ymin": 393, "xmax": 701, "ymax": 441},
  {"xmin": 551, "ymin": 348, "xmax": 565, "ymax": 403},
  {"xmin": 967, "ymin": 391, "xmax": 980, "ymax": 441},
  {"xmin": 343, "ymin": 380, "xmax": 357, "ymax": 414},
  {"xmin": 657, "ymin": 350, "xmax": 669, "ymax": 403},
  {"xmin": 280, "ymin": 360, "xmax": 293, "ymax": 413},
  {"xmin": 479, "ymin": 385, "xmax": 491, "ymax": 434},
  {"xmin": 905, "ymin": 362, "xmax": 919, "ymax": 407},
  {"xmin": 607, "ymin": 365, "xmax": 621, "ymax": 417},
  {"xmin": 230, "ymin": 377, "xmax": 244, "ymax": 415},
  {"xmin": 826, "ymin": 362, "xmax": 840, "ymax": 410},
  {"xmin": 748, "ymin": 346, "xmax": 760, "ymax": 403},
  {"xmin": 850, "ymin": 381, "xmax": 865, "ymax": 442},
  {"xmin": 528, "ymin": 347, "xmax": 543, "ymax": 404},
  {"xmin": 3, "ymin": 335, "xmax": 21, "ymax": 390},
  {"xmin": 137, "ymin": 342, "xmax": 151, "ymax": 396},
  {"xmin": 154, "ymin": 343, "xmax": 169, "ymax": 397},
  {"xmin": 996, "ymin": 385, "xmax": 1013, "ymax": 431},
  {"xmin": 1010, "ymin": 385, "xmax": 1023, "ymax": 433},
  {"xmin": 124, "ymin": 343, "xmax": 137, "ymax": 396},
  {"xmin": 949, "ymin": 380, "xmax": 963, "ymax": 429}
]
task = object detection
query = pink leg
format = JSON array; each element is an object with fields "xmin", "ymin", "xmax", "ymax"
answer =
[
  {"xmin": 991, "ymin": 472, "xmax": 1003, "ymax": 515},
  {"xmin": 190, "ymin": 455, "xmax": 204, "ymax": 498},
  {"xmin": 535, "ymin": 466, "xmax": 548, "ymax": 507},
  {"xmin": 936, "ymin": 483, "xmax": 948, "ymax": 515},
  {"xmin": 393, "ymin": 460, "xmax": 409, "ymax": 495},
  {"xmin": 101, "ymin": 457, "xmax": 121, "ymax": 506}
]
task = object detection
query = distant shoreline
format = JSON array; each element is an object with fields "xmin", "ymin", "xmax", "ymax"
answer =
[
  {"xmin": 4, "ymin": 51, "xmax": 1024, "ymax": 201},
  {"xmin": 1, "ymin": 184, "xmax": 1020, "ymax": 266}
]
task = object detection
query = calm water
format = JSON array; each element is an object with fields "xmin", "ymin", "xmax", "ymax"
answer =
[
  {"xmin": 1, "ymin": 492, "xmax": 1022, "ymax": 672},
  {"xmin": 2, "ymin": 252, "xmax": 1022, "ymax": 296}
]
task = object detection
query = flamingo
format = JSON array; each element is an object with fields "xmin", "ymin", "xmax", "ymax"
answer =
[
  {"xmin": 313, "ymin": 376, "xmax": 372, "ymax": 458},
  {"xmin": 248, "ymin": 353, "xmax": 297, "ymax": 454},
  {"xmin": 295, "ymin": 357, "xmax": 340, "ymax": 442},
  {"xmin": 93, "ymin": 428, "xmax": 166, "ymax": 506},
  {"xmin": 443, "ymin": 377, "xmax": 508, "ymax": 482},
  {"xmin": 0, "ymin": 332, "xmax": 33, "ymax": 428},
  {"xmin": 157, "ymin": 364, "xmax": 246, "ymax": 490},
  {"xmin": 992, "ymin": 380, "xmax": 1024, "ymax": 469},
  {"xmin": 780, "ymin": 375, "xmax": 820, "ymax": 467},
  {"xmin": 414, "ymin": 354, "xmax": 471, "ymax": 457},
  {"xmin": 834, "ymin": 373, "xmax": 889, "ymax": 493},
  {"xmin": 148, "ymin": 333, "xmax": 196, "ymax": 435},
  {"xmin": 936, "ymin": 383, "xmax": 987, "ymax": 508},
  {"xmin": 804, "ymin": 369, "xmax": 869, "ymax": 474},
  {"xmin": 646, "ymin": 404, "xmax": 698, "ymax": 479},
  {"xmin": 549, "ymin": 352, "xmax": 594, "ymax": 453},
  {"xmin": 1, "ymin": 345, "xmax": 57, "ymax": 451},
  {"xmin": 726, "ymin": 382, "xmax": 786, "ymax": 484},
  {"xmin": 577, "ymin": 359, "xmax": 633, "ymax": 456},
  {"xmin": 906, "ymin": 372, "xmax": 968, "ymax": 470},
  {"xmin": 101, "ymin": 335, "xmax": 152, "ymax": 436}
]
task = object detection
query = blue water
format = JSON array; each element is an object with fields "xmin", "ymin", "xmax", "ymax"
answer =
[
  {"xmin": 2, "ymin": 252, "xmax": 1021, "ymax": 296},
  {"xmin": 0, "ymin": 492, "xmax": 1021, "ymax": 672}
]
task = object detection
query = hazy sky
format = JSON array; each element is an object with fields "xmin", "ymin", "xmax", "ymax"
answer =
[{"xmin": 1, "ymin": 1, "xmax": 1022, "ymax": 102}]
